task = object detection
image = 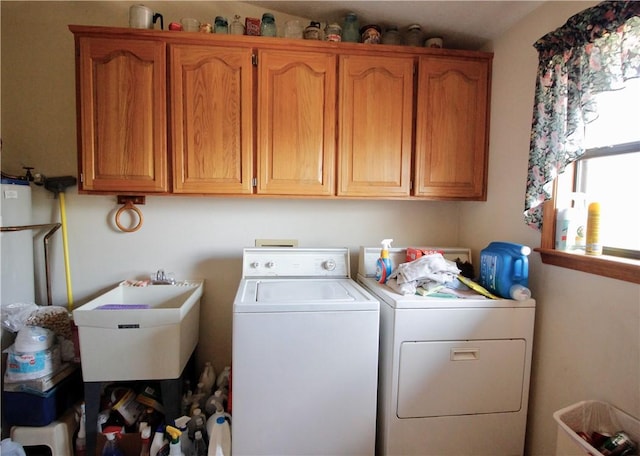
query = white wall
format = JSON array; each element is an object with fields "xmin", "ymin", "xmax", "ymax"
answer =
[{"xmin": 460, "ymin": 2, "xmax": 640, "ymax": 455}]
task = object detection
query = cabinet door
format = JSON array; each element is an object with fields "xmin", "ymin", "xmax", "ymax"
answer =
[
  {"xmin": 338, "ymin": 55, "xmax": 414, "ymax": 197},
  {"xmin": 77, "ymin": 37, "xmax": 167, "ymax": 193},
  {"xmin": 257, "ymin": 50, "xmax": 336, "ymax": 196},
  {"xmin": 415, "ymin": 56, "xmax": 491, "ymax": 199},
  {"xmin": 170, "ymin": 45, "xmax": 254, "ymax": 194}
]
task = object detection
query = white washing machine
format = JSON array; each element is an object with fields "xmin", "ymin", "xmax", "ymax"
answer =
[
  {"xmin": 357, "ymin": 246, "xmax": 536, "ymax": 456},
  {"xmin": 232, "ymin": 247, "xmax": 380, "ymax": 456}
]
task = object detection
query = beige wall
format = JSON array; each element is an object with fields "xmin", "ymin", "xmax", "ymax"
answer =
[
  {"xmin": 461, "ymin": 1, "xmax": 640, "ymax": 455},
  {"xmin": 0, "ymin": 0, "xmax": 461, "ymax": 400},
  {"xmin": 2, "ymin": 2, "xmax": 639, "ymax": 455}
]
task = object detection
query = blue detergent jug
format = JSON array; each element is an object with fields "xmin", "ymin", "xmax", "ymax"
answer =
[{"xmin": 479, "ymin": 242, "xmax": 531, "ymax": 299}]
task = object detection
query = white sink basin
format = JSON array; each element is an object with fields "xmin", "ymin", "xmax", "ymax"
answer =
[{"xmin": 73, "ymin": 281, "xmax": 203, "ymax": 381}]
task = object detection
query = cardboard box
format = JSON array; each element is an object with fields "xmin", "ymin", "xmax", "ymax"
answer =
[{"xmin": 406, "ymin": 247, "xmax": 445, "ymax": 263}]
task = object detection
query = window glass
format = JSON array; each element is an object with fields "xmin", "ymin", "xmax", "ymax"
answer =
[{"xmin": 575, "ymin": 78, "xmax": 640, "ymax": 255}]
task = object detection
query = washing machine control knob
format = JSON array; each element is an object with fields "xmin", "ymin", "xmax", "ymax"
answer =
[
  {"xmin": 323, "ymin": 259, "xmax": 336, "ymax": 271},
  {"xmin": 250, "ymin": 262, "xmax": 260, "ymax": 269},
  {"xmin": 265, "ymin": 261, "xmax": 275, "ymax": 269}
]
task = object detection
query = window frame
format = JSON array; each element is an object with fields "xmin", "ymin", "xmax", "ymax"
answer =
[{"xmin": 535, "ymin": 173, "xmax": 640, "ymax": 284}]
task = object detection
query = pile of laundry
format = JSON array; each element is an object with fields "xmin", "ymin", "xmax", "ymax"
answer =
[{"xmin": 385, "ymin": 253, "xmax": 490, "ymax": 298}]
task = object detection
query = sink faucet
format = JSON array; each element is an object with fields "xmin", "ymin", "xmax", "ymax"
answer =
[{"xmin": 152, "ymin": 269, "xmax": 175, "ymax": 285}]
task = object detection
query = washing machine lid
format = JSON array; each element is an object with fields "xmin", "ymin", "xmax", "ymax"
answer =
[
  {"xmin": 357, "ymin": 276, "xmax": 534, "ymax": 309},
  {"xmin": 234, "ymin": 278, "xmax": 379, "ymax": 312}
]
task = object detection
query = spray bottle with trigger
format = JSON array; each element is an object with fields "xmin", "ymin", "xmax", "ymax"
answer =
[
  {"xmin": 165, "ymin": 426, "xmax": 185, "ymax": 456},
  {"xmin": 375, "ymin": 239, "xmax": 393, "ymax": 284}
]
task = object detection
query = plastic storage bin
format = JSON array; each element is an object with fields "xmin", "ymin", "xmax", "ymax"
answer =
[{"xmin": 553, "ymin": 400, "xmax": 640, "ymax": 455}]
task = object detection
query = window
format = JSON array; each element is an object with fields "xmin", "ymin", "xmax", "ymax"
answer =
[
  {"xmin": 572, "ymin": 78, "xmax": 640, "ymax": 258},
  {"xmin": 526, "ymin": 2, "xmax": 640, "ymax": 283}
]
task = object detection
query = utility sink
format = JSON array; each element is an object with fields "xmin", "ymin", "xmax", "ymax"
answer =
[{"xmin": 73, "ymin": 280, "xmax": 203, "ymax": 382}]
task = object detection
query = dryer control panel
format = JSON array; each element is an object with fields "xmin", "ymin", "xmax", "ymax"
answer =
[{"xmin": 242, "ymin": 248, "xmax": 350, "ymax": 278}]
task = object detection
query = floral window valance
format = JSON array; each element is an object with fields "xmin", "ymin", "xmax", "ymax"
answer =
[{"xmin": 524, "ymin": 1, "xmax": 640, "ymax": 229}]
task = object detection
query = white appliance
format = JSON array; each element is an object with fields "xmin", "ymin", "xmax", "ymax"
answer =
[
  {"xmin": 232, "ymin": 247, "xmax": 380, "ymax": 456},
  {"xmin": 1, "ymin": 179, "xmax": 34, "ymax": 305},
  {"xmin": 358, "ymin": 246, "xmax": 536, "ymax": 456}
]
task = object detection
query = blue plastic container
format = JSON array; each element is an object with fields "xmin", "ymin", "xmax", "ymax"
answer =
[{"xmin": 479, "ymin": 242, "xmax": 531, "ymax": 299}]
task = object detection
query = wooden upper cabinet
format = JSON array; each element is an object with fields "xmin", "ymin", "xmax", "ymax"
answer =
[
  {"xmin": 256, "ymin": 49, "xmax": 337, "ymax": 196},
  {"xmin": 170, "ymin": 44, "xmax": 254, "ymax": 194},
  {"xmin": 76, "ymin": 36, "xmax": 167, "ymax": 193},
  {"xmin": 338, "ymin": 55, "xmax": 414, "ymax": 197},
  {"xmin": 414, "ymin": 55, "xmax": 491, "ymax": 199}
]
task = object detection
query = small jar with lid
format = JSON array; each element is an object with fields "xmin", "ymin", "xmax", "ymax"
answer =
[
  {"xmin": 214, "ymin": 16, "xmax": 228, "ymax": 34},
  {"xmin": 324, "ymin": 22, "xmax": 342, "ymax": 42},
  {"xmin": 381, "ymin": 25, "xmax": 402, "ymax": 45},
  {"xmin": 304, "ymin": 21, "xmax": 322, "ymax": 40},
  {"xmin": 229, "ymin": 15, "xmax": 245, "ymax": 35},
  {"xmin": 342, "ymin": 12, "xmax": 360, "ymax": 42},
  {"xmin": 360, "ymin": 24, "xmax": 381, "ymax": 44},
  {"xmin": 404, "ymin": 24, "xmax": 424, "ymax": 46},
  {"xmin": 260, "ymin": 13, "xmax": 277, "ymax": 37}
]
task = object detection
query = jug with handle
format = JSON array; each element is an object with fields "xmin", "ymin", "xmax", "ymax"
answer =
[{"xmin": 129, "ymin": 4, "xmax": 163, "ymax": 30}]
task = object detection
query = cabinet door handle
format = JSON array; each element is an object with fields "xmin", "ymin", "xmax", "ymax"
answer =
[{"xmin": 450, "ymin": 348, "xmax": 479, "ymax": 361}]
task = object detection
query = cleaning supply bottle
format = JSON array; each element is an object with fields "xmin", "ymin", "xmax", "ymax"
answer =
[
  {"xmin": 174, "ymin": 416, "xmax": 193, "ymax": 456},
  {"xmin": 479, "ymin": 241, "xmax": 531, "ymax": 299},
  {"xmin": 140, "ymin": 424, "xmax": 152, "ymax": 456},
  {"xmin": 555, "ymin": 192, "xmax": 587, "ymax": 250},
  {"xmin": 216, "ymin": 366, "xmax": 231, "ymax": 390},
  {"xmin": 150, "ymin": 424, "xmax": 167, "ymax": 456},
  {"xmin": 198, "ymin": 362, "xmax": 216, "ymax": 396},
  {"xmin": 586, "ymin": 201, "xmax": 602, "ymax": 255},
  {"xmin": 207, "ymin": 415, "xmax": 231, "ymax": 456},
  {"xmin": 193, "ymin": 430, "xmax": 207, "ymax": 456},
  {"xmin": 375, "ymin": 239, "xmax": 393, "ymax": 283},
  {"xmin": 75, "ymin": 402, "xmax": 87, "ymax": 456},
  {"xmin": 101, "ymin": 428, "xmax": 125, "ymax": 456},
  {"xmin": 188, "ymin": 408, "xmax": 208, "ymax": 443},
  {"xmin": 166, "ymin": 425, "xmax": 185, "ymax": 456}
]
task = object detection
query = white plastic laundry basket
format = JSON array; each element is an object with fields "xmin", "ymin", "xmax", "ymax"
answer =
[{"xmin": 553, "ymin": 400, "xmax": 640, "ymax": 455}]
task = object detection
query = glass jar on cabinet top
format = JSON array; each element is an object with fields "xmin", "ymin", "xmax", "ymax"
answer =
[
  {"xmin": 404, "ymin": 24, "xmax": 424, "ymax": 46},
  {"xmin": 229, "ymin": 15, "xmax": 245, "ymax": 35},
  {"xmin": 381, "ymin": 25, "xmax": 402, "ymax": 45},
  {"xmin": 214, "ymin": 16, "xmax": 228, "ymax": 34},
  {"xmin": 304, "ymin": 21, "xmax": 322, "ymax": 40},
  {"xmin": 261, "ymin": 13, "xmax": 277, "ymax": 37},
  {"xmin": 325, "ymin": 22, "xmax": 342, "ymax": 42},
  {"xmin": 342, "ymin": 12, "xmax": 360, "ymax": 42}
]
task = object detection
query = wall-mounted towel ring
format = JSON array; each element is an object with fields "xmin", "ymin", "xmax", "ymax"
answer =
[{"xmin": 115, "ymin": 196, "xmax": 145, "ymax": 232}]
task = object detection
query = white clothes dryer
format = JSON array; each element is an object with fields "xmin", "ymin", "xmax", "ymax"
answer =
[
  {"xmin": 233, "ymin": 247, "xmax": 379, "ymax": 456},
  {"xmin": 358, "ymin": 246, "xmax": 536, "ymax": 456}
]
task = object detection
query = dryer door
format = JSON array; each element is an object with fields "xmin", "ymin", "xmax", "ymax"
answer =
[{"xmin": 397, "ymin": 339, "xmax": 526, "ymax": 418}]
